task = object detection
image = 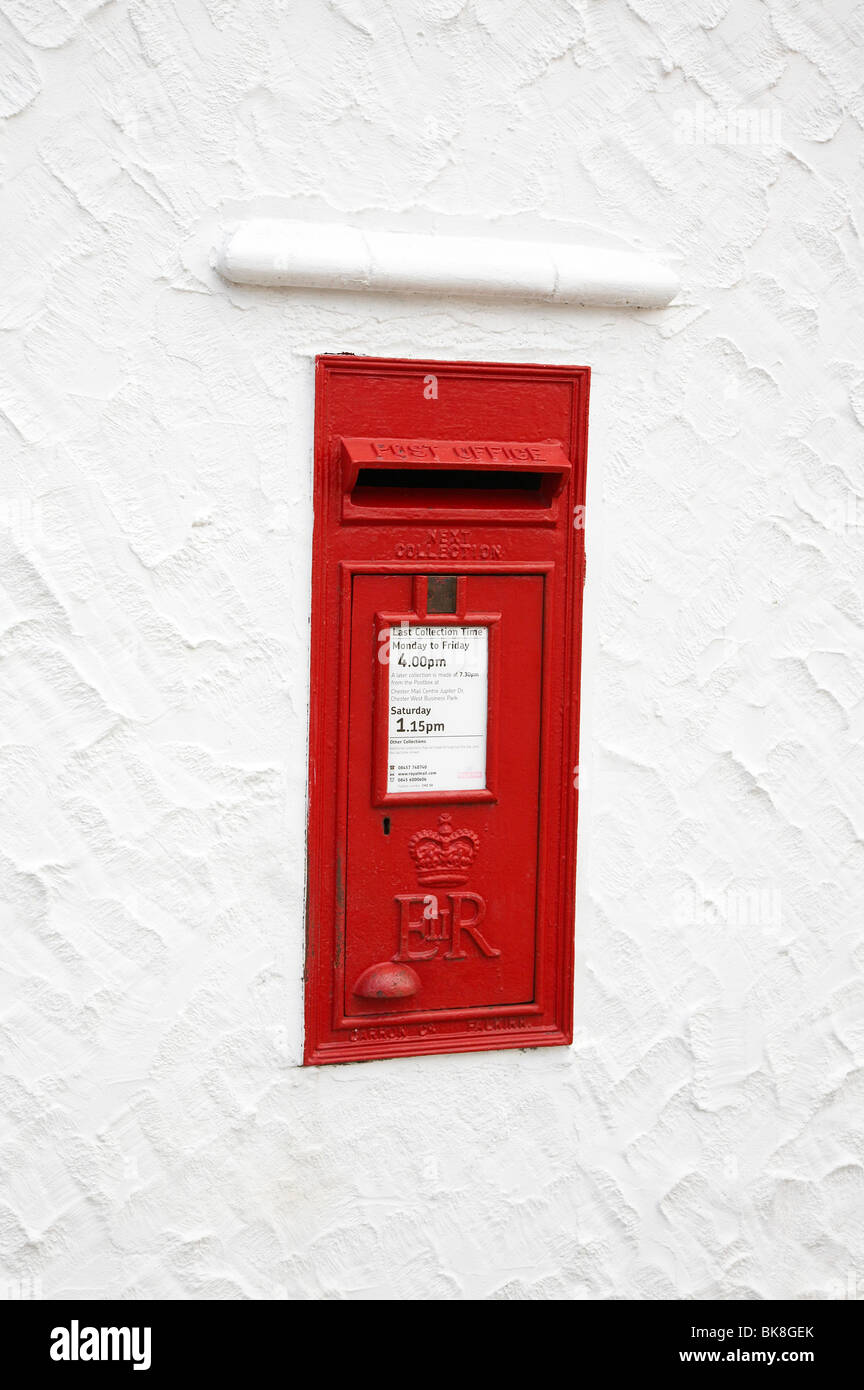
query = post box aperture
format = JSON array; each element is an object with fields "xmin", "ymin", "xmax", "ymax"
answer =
[{"xmin": 305, "ymin": 356, "xmax": 589, "ymax": 1064}]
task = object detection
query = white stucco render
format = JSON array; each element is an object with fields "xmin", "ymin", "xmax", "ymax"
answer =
[{"xmin": 1, "ymin": 0, "xmax": 863, "ymax": 1300}]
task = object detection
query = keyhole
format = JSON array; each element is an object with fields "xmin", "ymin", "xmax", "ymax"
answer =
[{"xmin": 382, "ymin": 817, "xmax": 391, "ymax": 836}]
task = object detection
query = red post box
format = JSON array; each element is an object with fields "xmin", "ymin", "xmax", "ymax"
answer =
[{"xmin": 304, "ymin": 356, "xmax": 589, "ymax": 1064}]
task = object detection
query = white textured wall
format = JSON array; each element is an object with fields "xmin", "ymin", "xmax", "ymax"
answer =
[{"xmin": 2, "ymin": 0, "xmax": 863, "ymax": 1301}]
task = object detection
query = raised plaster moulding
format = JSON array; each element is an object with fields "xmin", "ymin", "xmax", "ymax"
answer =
[{"xmin": 214, "ymin": 219, "xmax": 679, "ymax": 309}]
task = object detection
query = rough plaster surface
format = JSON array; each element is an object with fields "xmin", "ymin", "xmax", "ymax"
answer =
[{"xmin": 1, "ymin": 0, "xmax": 863, "ymax": 1301}]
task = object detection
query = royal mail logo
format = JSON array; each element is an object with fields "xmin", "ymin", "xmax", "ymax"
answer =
[{"xmin": 395, "ymin": 814, "xmax": 500, "ymax": 962}]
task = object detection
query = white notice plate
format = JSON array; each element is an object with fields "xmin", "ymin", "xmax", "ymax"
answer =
[{"xmin": 387, "ymin": 624, "xmax": 488, "ymax": 794}]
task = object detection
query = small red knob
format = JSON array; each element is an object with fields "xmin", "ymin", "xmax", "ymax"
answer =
[{"xmin": 353, "ymin": 962, "xmax": 421, "ymax": 999}]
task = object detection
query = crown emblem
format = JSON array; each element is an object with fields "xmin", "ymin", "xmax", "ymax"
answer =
[{"xmin": 408, "ymin": 813, "xmax": 479, "ymax": 886}]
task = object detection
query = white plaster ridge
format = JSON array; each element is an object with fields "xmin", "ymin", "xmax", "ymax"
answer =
[{"xmin": 214, "ymin": 219, "xmax": 679, "ymax": 308}]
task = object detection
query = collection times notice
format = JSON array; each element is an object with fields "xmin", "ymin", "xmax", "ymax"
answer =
[{"xmin": 387, "ymin": 624, "xmax": 488, "ymax": 794}]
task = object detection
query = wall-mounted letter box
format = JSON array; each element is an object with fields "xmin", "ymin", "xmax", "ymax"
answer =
[{"xmin": 305, "ymin": 356, "xmax": 589, "ymax": 1064}]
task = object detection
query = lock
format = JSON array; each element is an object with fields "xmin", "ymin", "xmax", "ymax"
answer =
[{"xmin": 304, "ymin": 356, "xmax": 589, "ymax": 1063}]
